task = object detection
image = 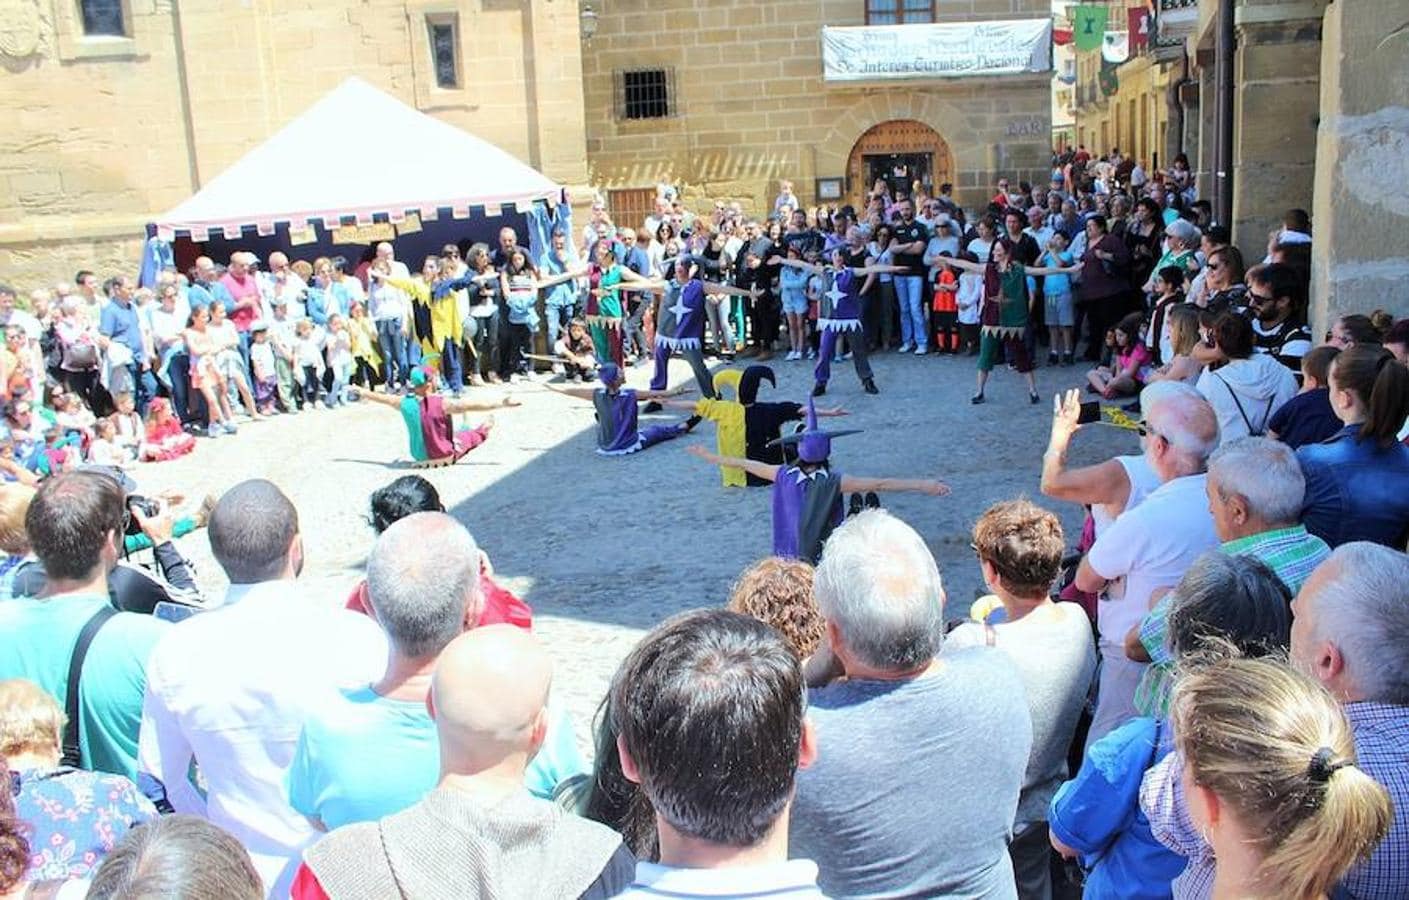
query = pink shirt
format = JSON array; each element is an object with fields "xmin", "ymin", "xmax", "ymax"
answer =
[{"xmin": 219, "ymin": 272, "xmax": 261, "ymax": 332}]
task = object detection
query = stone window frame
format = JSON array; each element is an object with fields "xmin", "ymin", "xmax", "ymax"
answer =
[
  {"xmin": 424, "ymin": 12, "xmax": 462, "ymax": 90},
  {"xmin": 54, "ymin": 0, "xmax": 150, "ymax": 62},
  {"xmin": 408, "ymin": 2, "xmax": 473, "ymax": 112},
  {"xmin": 864, "ymin": 0, "xmax": 937, "ymax": 26}
]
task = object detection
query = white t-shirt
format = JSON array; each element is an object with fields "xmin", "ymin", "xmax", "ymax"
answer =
[
  {"xmin": 1085, "ymin": 473, "xmax": 1219, "ymax": 650},
  {"xmin": 1090, "ymin": 453, "xmax": 1163, "ymax": 537}
]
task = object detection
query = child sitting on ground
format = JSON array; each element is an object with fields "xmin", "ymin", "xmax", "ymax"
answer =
[
  {"xmin": 552, "ymin": 318, "xmax": 598, "ymax": 382},
  {"xmin": 143, "ymin": 397, "xmax": 197, "ymax": 461},
  {"xmin": 109, "ymin": 392, "xmax": 146, "ymax": 461},
  {"xmin": 54, "ymin": 393, "xmax": 96, "ymax": 449},
  {"xmin": 1087, "ymin": 313, "xmax": 1151, "ymax": 399},
  {"xmin": 87, "ymin": 418, "xmax": 127, "ymax": 468}
]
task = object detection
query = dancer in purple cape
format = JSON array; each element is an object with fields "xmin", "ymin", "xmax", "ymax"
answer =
[
  {"xmin": 686, "ymin": 399, "xmax": 949, "ymax": 562},
  {"xmin": 770, "ymin": 248, "xmax": 906, "ymax": 398},
  {"xmin": 547, "ymin": 362, "xmax": 699, "ymax": 455}
]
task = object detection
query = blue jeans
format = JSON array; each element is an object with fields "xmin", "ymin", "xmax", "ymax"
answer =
[
  {"xmin": 546, "ymin": 304, "xmax": 576, "ymax": 349},
  {"xmin": 126, "ymin": 363, "xmax": 158, "ymax": 417},
  {"xmin": 440, "ymin": 337, "xmax": 463, "ymax": 389},
  {"xmin": 894, "ymin": 275, "xmax": 927, "ymax": 350},
  {"xmin": 375, "ymin": 319, "xmax": 409, "ymax": 388}
]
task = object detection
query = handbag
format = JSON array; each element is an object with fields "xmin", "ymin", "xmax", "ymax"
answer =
[{"xmin": 62, "ymin": 339, "xmax": 98, "ymax": 370}]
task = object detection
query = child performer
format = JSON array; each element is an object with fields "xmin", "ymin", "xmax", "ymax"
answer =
[
  {"xmin": 944, "ymin": 240, "xmax": 1080, "ymax": 405},
  {"xmin": 686, "ymin": 399, "xmax": 949, "ymax": 562},
  {"xmin": 349, "ymin": 364, "xmax": 517, "ymax": 465},
  {"xmin": 665, "ymin": 365, "xmax": 847, "ymax": 487},
  {"xmin": 546, "ymin": 362, "xmax": 699, "ymax": 456},
  {"xmin": 769, "ymin": 249, "xmax": 905, "ymax": 397}
]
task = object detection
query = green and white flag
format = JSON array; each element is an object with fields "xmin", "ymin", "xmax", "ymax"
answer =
[{"xmin": 1072, "ymin": 5, "xmax": 1109, "ymax": 52}]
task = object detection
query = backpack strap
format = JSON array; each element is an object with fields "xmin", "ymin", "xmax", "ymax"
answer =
[
  {"xmin": 1214, "ymin": 372, "xmax": 1260, "ymax": 436},
  {"xmin": 60, "ymin": 605, "xmax": 119, "ymax": 768}
]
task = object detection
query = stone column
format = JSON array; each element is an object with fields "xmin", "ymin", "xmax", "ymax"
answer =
[
  {"xmin": 1309, "ymin": 0, "xmax": 1409, "ymax": 334},
  {"xmin": 1229, "ymin": 14, "xmax": 1324, "ymax": 255},
  {"xmin": 1195, "ymin": 56, "xmax": 1218, "ymax": 200}
]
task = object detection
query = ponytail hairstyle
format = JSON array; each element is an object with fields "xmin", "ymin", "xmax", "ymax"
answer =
[
  {"xmin": 1330, "ymin": 345, "xmax": 1409, "ymax": 447},
  {"xmin": 1172, "ymin": 657, "xmax": 1392, "ymax": 900}
]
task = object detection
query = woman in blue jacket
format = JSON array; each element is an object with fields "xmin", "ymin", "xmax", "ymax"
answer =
[{"xmin": 1296, "ymin": 345, "xmax": 1409, "ymax": 548}]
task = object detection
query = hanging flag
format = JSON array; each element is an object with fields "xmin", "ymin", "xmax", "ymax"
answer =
[
  {"xmin": 1102, "ymin": 29, "xmax": 1130, "ymax": 64},
  {"xmin": 1072, "ymin": 5, "xmax": 1107, "ymax": 52},
  {"xmin": 1099, "ymin": 63, "xmax": 1120, "ymax": 97},
  {"xmin": 1129, "ymin": 6, "xmax": 1152, "ymax": 48}
]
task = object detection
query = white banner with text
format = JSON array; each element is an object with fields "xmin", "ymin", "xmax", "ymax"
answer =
[{"xmin": 821, "ymin": 19, "xmax": 1053, "ymax": 82}]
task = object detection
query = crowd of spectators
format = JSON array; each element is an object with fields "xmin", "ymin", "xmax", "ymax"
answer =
[{"xmin": 0, "ymin": 145, "xmax": 1407, "ymax": 900}]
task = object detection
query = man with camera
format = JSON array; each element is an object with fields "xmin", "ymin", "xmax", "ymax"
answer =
[{"xmin": 0, "ymin": 471, "xmax": 173, "ymax": 780}]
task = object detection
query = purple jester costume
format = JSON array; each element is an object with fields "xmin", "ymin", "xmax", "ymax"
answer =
[
  {"xmin": 813, "ymin": 267, "xmax": 876, "ymax": 394},
  {"xmin": 767, "ymin": 399, "xmax": 862, "ymax": 562},
  {"xmin": 592, "ymin": 363, "xmax": 691, "ymax": 456}
]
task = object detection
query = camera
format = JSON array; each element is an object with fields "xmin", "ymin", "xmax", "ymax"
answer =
[{"xmin": 125, "ymin": 494, "xmax": 160, "ymax": 535}]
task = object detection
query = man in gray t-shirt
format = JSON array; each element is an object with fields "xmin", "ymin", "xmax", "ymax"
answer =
[
  {"xmin": 790, "ymin": 510, "xmax": 1033, "ymax": 899},
  {"xmin": 791, "ymin": 648, "xmax": 1032, "ymax": 899}
]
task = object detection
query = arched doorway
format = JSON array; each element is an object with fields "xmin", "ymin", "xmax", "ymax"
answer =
[{"xmin": 846, "ymin": 120, "xmax": 953, "ymax": 209}]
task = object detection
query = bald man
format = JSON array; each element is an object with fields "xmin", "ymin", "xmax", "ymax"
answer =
[
  {"xmin": 374, "ymin": 242, "xmax": 410, "ymax": 280},
  {"xmin": 293, "ymin": 626, "xmax": 633, "ymax": 900},
  {"xmin": 188, "ymin": 255, "xmax": 235, "ymax": 317},
  {"xmin": 285, "ymin": 513, "xmax": 583, "ymax": 839}
]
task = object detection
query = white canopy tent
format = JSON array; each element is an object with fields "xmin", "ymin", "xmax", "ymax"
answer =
[{"xmin": 152, "ymin": 77, "xmax": 564, "ymax": 242}]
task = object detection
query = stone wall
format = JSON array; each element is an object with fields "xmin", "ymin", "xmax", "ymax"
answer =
[
  {"xmin": 1309, "ymin": 0, "xmax": 1409, "ymax": 334},
  {"xmin": 580, "ymin": 0, "xmax": 1053, "ymax": 216},
  {"xmin": 0, "ymin": 0, "xmax": 588, "ymax": 291}
]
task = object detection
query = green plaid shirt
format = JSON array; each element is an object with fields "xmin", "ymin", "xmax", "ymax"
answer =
[{"xmin": 1133, "ymin": 525, "xmax": 1331, "ymax": 716}]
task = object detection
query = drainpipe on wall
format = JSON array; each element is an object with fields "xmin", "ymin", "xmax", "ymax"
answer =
[
  {"xmin": 1214, "ymin": 0, "xmax": 1235, "ymax": 227},
  {"xmin": 169, "ymin": 0, "xmax": 202, "ymax": 191}
]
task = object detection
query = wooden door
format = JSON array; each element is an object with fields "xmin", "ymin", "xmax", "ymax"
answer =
[{"xmin": 846, "ymin": 120, "xmax": 953, "ymax": 209}]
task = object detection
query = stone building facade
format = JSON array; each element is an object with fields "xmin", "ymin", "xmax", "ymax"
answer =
[
  {"xmin": 582, "ymin": 0, "xmax": 1054, "ymax": 220},
  {"xmin": 2, "ymin": 0, "xmax": 1052, "ymax": 290},
  {"xmin": 0, "ymin": 0, "xmax": 588, "ymax": 287}
]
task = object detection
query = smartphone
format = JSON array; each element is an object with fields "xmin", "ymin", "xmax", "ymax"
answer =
[{"xmin": 1078, "ymin": 400, "xmax": 1101, "ymax": 425}]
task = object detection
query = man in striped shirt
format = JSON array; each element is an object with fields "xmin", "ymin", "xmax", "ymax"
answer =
[
  {"xmin": 1130, "ymin": 436, "xmax": 1330, "ymax": 716},
  {"xmin": 612, "ymin": 609, "xmax": 826, "ymax": 900}
]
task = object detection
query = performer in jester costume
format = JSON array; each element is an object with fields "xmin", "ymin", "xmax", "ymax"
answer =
[
  {"xmin": 771, "ymin": 249, "xmax": 905, "ymax": 398},
  {"xmin": 943, "ymin": 240, "xmax": 1079, "ymax": 405},
  {"xmin": 669, "ymin": 365, "xmax": 846, "ymax": 487},
  {"xmin": 686, "ymin": 399, "xmax": 949, "ymax": 562},
  {"xmin": 546, "ymin": 362, "xmax": 699, "ymax": 456},
  {"xmin": 350, "ymin": 363, "xmax": 520, "ymax": 464},
  {"xmin": 648, "ymin": 255, "xmax": 758, "ymax": 401}
]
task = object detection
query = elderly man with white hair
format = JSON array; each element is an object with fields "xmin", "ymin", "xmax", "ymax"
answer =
[
  {"xmin": 1125, "ymin": 436, "xmax": 1331, "ymax": 717},
  {"xmin": 1141, "ymin": 542, "xmax": 1409, "ymax": 899},
  {"xmin": 374, "ymin": 242, "xmax": 410, "ymax": 281},
  {"xmin": 790, "ymin": 509, "xmax": 1032, "ymax": 899},
  {"xmin": 1075, "ymin": 381, "xmax": 1221, "ymax": 745}
]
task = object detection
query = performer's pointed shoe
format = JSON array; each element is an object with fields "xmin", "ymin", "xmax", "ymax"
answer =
[{"xmin": 811, "ymin": 381, "xmax": 827, "ymax": 397}]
